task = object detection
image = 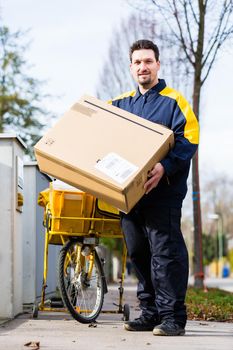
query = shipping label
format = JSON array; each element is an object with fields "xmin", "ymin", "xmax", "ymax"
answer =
[{"xmin": 95, "ymin": 152, "xmax": 138, "ymax": 184}]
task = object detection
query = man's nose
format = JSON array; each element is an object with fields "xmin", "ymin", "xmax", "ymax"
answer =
[{"xmin": 139, "ymin": 62, "xmax": 147, "ymax": 71}]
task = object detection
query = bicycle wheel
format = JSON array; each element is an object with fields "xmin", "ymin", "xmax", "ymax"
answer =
[{"xmin": 58, "ymin": 240, "xmax": 105, "ymax": 323}]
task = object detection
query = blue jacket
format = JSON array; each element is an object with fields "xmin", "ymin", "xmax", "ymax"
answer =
[{"xmin": 110, "ymin": 79, "xmax": 199, "ymax": 208}]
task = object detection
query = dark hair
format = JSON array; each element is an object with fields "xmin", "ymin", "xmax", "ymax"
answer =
[{"xmin": 129, "ymin": 40, "xmax": 160, "ymax": 62}]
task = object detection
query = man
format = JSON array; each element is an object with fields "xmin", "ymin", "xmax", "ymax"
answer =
[{"xmin": 109, "ymin": 40, "xmax": 199, "ymax": 336}]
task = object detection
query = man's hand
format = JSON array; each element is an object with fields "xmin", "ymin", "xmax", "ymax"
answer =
[{"xmin": 144, "ymin": 163, "xmax": 165, "ymax": 194}]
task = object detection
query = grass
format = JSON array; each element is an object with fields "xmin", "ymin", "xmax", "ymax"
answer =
[{"xmin": 186, "ymin": 287, "xmax": 233, "ymax": 322}]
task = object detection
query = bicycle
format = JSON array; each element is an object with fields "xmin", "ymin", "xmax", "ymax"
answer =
[{"xmin": 34, "ymin": 182, "xmax": 130, "ymax": 323}]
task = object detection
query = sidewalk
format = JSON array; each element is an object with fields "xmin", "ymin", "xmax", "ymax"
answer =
[{"xmin": 0, "ymin": 280, "xmax": 232, "ymax": 350}]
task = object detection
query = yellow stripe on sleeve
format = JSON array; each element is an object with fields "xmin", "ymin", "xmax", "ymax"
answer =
[
  {"xmin": 108, "ymin": 90, "xmax": 137, "ymax": 104},
  {"xmin": 160, "ymin": 87, "xmax": 199, "ymax": 144}
]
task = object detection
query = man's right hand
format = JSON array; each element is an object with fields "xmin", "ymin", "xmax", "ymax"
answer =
[{"xmin": 144, "ymin": 162, "xmax": 165, "ymax": 194}]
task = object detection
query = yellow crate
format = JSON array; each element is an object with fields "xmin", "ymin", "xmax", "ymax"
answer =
[
  {"xmin": 49, "ymin": 187, "xmax": 95, "ymax": 234},
  {"xmin": 38, "ymin": 182, "xmax": 122, "ymax": 243}
]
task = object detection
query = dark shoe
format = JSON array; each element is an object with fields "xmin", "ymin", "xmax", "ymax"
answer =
[
  {"xmin": 124, "ymin": 316, "xmax": 159, "ymax": 331},
  {"xmin": 153, "ymin": 321, "xmax": 185, "ymax": 336}
]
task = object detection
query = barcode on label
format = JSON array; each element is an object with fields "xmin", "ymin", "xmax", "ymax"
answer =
[
  {"xmin": 120, "ymin": 169, "xmax": 132, "ymax": 181},
  {"xmin": 106, "ymin": 160, "xmax": 118, "ymax": 170},
  {"xmin": 95, "ymin": 152, "xmax": 139, "ymax": 184}
]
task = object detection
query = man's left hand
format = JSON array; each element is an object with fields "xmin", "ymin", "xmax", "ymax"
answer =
[{"xmin": 144, "ymin": 163, "xmax": 165, "ymax": 194}]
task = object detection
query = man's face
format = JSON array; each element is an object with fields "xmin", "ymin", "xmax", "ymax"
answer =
[{"xmin": 130, "ymin": 49, "xmax": 160, "ymax": 90}]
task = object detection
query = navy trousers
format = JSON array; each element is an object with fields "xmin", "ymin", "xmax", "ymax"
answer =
[{"xmin": 121, "ymin": 205, "xmax": 189, "ymax": 327}]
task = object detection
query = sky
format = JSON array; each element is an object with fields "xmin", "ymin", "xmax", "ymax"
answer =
[{"xmin": 1, "ymin": 0, "xmax": 233, "ymax": 181}]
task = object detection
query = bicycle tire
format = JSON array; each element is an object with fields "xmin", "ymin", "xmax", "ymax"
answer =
[{"xmin": 58, "ymin": 240, "xmax": 105, "ymax": 323}]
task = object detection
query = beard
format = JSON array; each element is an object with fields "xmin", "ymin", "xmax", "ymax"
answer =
[{"xmin": 138, "ymin": 74, "xmax": 152, "ymax": 87}]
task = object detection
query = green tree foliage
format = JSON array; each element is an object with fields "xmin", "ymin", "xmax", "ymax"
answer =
[
  {"xmin": 202, "ymin": 233, "xmax": 227, "ymax": 266},
  {"xmin": 0, "ymin": 26, "xmax": 51, "ymax": 156},
  {"xmin": 202, "ymin": 233, "xmax": 216, "ymax": 265}
]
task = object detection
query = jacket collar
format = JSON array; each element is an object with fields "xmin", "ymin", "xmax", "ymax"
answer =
[{"xmin": 132, "ymin": 79, "xmax": 166, "ymax": 104}]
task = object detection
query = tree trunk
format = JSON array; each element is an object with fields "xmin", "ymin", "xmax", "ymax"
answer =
[
  {"xmin": 192, "ymin": 77, "xmax": 204, "ymax": 288},
  {"xmin": 192, "ymin": 150, "xmax": 204, "ymax": 287}
]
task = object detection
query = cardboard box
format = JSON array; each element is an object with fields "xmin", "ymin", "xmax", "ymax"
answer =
[{"xmin": 34, "ymin": 95, "xmax": 174, "ymax": 213}]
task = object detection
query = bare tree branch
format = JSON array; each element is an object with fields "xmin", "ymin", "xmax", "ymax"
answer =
[
  {"xmin": 149, "ymin": 0, "xmax": 184, "ymax": 41},
  {"xmin": 172, "ymin": 0, "xmax": 196, "ymax": 65},
  {"xmin": 202, "ymin": 1, "xmax": 233, "ymax": 69},
  {"xmin": 187, "ymin": 0, "xmax": 199, "ymax": 25},
  {"xmin": 183, "ymin": 1, "xmax": 196, "ymax": 55},
  {"xmin": 149, "ymin": 0, "xmax": 195, "ymax": 65},
  {"xmin": 201, "ymin": 24, "xmax": 233, "ymax": 84}
]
